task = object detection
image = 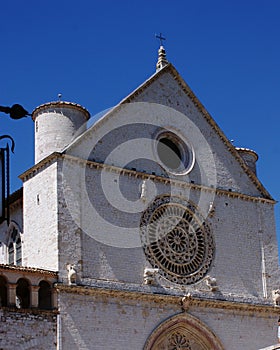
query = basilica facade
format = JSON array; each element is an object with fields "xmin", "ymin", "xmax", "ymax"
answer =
[{"xmin": 0, "ymin": 46, "xmax": 279, "ymax": 349}]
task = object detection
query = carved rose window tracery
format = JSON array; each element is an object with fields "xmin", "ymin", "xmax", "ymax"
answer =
[
  {"xmin": 140, "ymin": 196, "xmax": 215, "ymax": 285},
  {"xmin": 168, "ymin": 332, "xmax": 192, "ymax": 350}
]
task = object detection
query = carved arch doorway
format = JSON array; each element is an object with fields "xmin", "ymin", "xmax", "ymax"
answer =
[{"xmin": 144, "ymin": 313, "xmax": 224, "ymax": 350}]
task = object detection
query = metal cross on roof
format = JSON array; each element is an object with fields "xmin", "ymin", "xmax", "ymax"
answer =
[{"xmin": 156, "ymin": 33, "xmax": 166, "ymax": 46}]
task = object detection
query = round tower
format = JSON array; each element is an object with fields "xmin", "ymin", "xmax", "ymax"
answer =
[
  {"xmin": 236, "ymin": 147, "xmax": 258, "ymax": 175},
  {"xmin": 32, "ymin": 101, "xmax": 90, "ymax": 163}
]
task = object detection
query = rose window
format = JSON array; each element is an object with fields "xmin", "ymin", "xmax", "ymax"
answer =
[{"xmin": 140, "ymin": 196, "xmax": 215, "ymax": 285}]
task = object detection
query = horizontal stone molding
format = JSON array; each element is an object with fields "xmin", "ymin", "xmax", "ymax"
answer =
[
  {"xmin": 19, "ymin": 153, "xmax": 276, "ymax": 205},
  {"xmin": 32, "ymin": 101, "xmax": 90, "ymax": 121},
  {"xmin": 55, "ymin": 283, "xmax": 280, "ymax": 317},
  {"xmin": 0, "ymin": 264, "xmax": 58, "ymax": 277}
]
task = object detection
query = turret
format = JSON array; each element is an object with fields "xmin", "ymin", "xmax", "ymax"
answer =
[
  {"xmin": 32, "ymin": 101, "xmax": 90, "ymax": 163},
  {"xmin": 236, "ymin": 147, "xmax": 258, "ymax": 175}
]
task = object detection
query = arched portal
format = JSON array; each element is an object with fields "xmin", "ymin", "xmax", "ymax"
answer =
[{"xmin": 144, "ymin": 313, "xmax": 224, "ymax": 350}]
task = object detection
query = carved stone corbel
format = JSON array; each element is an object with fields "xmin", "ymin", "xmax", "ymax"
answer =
[
  {"xmin": 143, "ymin": 267, "xmax": 159, "ymax": 286},
  {"xmin": 67, "ymin": 264, "xmax": 80, "ymax": 285},
  {"xmin": 205, "ymin": 275, "xmax": 218, "ymax": 292},
  {"xmin": 272, "ymin": 289, "xmax": 280, "ymax": 306}
]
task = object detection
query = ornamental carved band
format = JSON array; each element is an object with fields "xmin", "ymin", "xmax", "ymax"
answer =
[{"xmin": 140, "ymin": 196, "xmax": 215, "ymax": 285}]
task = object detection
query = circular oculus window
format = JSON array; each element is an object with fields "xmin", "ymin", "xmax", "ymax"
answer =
[{"xmin": 156, "ymin": 131, "xmax": 194, "ymax": 174}]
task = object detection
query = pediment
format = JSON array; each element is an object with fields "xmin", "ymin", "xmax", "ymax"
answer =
[{"xmin": 65, "ymin": 64, "xmax": 273, "ymax": 200}]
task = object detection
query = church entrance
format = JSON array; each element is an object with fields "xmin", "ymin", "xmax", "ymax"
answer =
[{"xmin": 144, "ymin": 313, "xmax": 224, "ymax": 350}]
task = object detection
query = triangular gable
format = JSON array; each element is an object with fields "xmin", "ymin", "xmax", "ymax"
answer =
[{"xmin": 65, "ymin": 63, "xmax": 273, "ymax": 200}]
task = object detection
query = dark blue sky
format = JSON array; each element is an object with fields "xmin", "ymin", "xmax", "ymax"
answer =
[{"xmin": 0, "ymin": 0, "xmax": 279, "ymax": 243}]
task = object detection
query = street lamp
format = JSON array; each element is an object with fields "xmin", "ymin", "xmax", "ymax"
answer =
[
  {"xmin": 0, "ymin": 103, "xmax": 30, "ymax": 224},
  {"xmin": 0, "ymin": 104, "xmax": 30, "ymax": 119}
]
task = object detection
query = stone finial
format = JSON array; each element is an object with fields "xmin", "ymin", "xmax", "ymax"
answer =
[{"xmin": 156, "ymin": 45, "xmax": 169, "ymax": 71}]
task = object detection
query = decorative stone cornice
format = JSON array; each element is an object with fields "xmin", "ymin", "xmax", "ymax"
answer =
[
  {"xmin": 32, "ymin": 101, "xmax": 90, "ymax": 121},
  {"xmin": 19, "ymin": 152, "xmax": 61, "ymax": 182},
  {"xmin": 19, "ymin": 152, "xmax": 276, "ymax": 205},
  {"xmin": 55, "ymin": 283, "xmax": 280, "ymax": 317},
  {"xmin": 0, "ymin": 264, "xmax": 58, "ymax": 277},
  {"xmin": 235, "ymin": 147, "xmax": 259, "ymax": 161}
]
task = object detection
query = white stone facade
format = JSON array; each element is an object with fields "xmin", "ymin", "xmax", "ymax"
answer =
[
  {"xmin": 57, "ymin": 287, "xmax": 277, "ymax": 350},
  {"xmin": 0, "ymin": 60, "xmax": 279, "ymax": 349},
  {"xmin": 22, "ymin": 161, "xmax": 59, "ymax": 271}
]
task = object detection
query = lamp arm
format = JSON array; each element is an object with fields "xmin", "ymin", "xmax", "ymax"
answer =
[{"xmin": 0, "ymin": 135, "xmax": 15, "ymax": 153}]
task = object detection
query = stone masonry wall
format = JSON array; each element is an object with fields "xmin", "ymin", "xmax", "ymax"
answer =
[
  {"xmin": 57, "ymin": 67, "xmax": 279, "ymax": 299},
  {"xmin": 23, "ymin": 162, "xmax": 58, "ymax": 271},
  {"xmin": 59, "ymin": 289, "xmax": 278, "ymax": 350},
  {"xmin": 70, "ymin": 72, "xmax": 263, "ymax": 198},
  {"xmin": 57, "ymin": 155, "xmax": 279, "ymax": 301},
  {"xmin": 0, "ymin": 308, "xmax": 57, "ymax": 350}
]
